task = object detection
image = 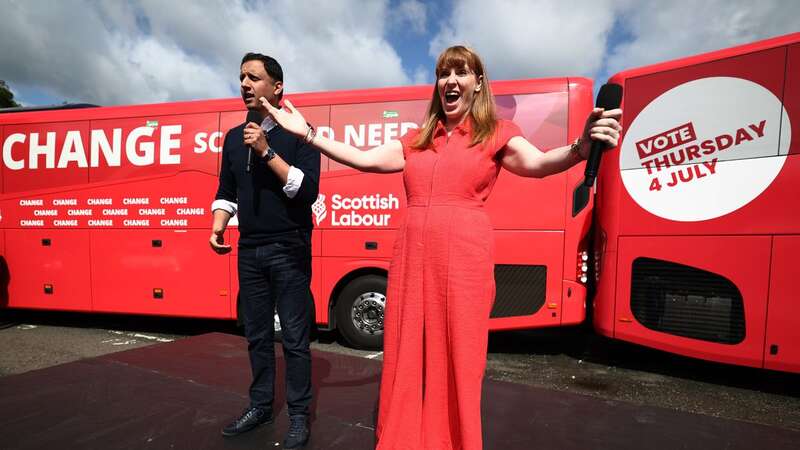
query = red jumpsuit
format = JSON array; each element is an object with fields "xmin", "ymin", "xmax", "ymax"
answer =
[{"xmin": 376, "ymin": 119, "xmax": 522, "ymax": 450}]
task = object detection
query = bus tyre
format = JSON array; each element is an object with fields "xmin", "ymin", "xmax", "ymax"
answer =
[{"xmin": 336, "ymin": 275, "xmax": 386, "ymax": 350}]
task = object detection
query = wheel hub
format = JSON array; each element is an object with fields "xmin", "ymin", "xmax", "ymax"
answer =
[{"xmin": 350, "ymin": 291, "xmax": 385, "ymax": 336}]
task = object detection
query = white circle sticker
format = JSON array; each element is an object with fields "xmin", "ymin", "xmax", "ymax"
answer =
[{"xmin": 620, "ymin": 77, "xmax": 791, "ymax": 222}]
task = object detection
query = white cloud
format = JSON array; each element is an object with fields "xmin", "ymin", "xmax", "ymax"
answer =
[
  {"xmin": 429, "ymin": 0, "xmax": 619, "ymax": 80},
  {"xmin": 0, "ymin": 0, "xmax": 414, "ymax": 105},
  {"xmin": 604, "ymin": 0, "xmax": 800, "ymax": 78},
  {"xmin": 392, "ymin": 0, "xmax": 428, "ymax": 35},
  {"xmin": 2, "ymin": 0, "xmax": 796, "ymax": 106},
  {"xmin": 412, "ymin": 65, "xmax": 431, "ymax": 85},
  {"xmin": 428, "ymin": 0, "xmax": 797, "ymax": 85}
]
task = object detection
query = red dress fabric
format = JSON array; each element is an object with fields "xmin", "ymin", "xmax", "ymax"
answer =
[{"xmin": 376, "ymin": 119, "xmax": 523, "ymax": 450}]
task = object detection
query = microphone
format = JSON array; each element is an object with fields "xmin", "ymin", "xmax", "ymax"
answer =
[
  {"xmin": 245, "ymin": 110, "xmax": 262, "ymax": 173},
  {"xmin": 583, "ymin": 83, "xmax": 623, "ymax": 187}
]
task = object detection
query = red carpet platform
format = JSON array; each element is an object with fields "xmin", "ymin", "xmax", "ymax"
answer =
[{"xmin": 0, "ymin": 332, "xmax": 797, "ymax": 449}]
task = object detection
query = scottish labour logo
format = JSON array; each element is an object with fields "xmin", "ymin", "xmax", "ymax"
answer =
[{"xmin": 312, "ymin": 194, "xmax": 327, "ymax": 226}]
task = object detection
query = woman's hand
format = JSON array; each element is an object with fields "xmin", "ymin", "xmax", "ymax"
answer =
[
  {"xmin": 260, "ymin": 97, "xmax": 309, "ymax": 138},
  {"xmin": 579, "ymin": 108, "xmax": 623, "ymax": 159}
]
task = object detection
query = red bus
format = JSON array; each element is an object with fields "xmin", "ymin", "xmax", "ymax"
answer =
[
  {"xmin": 593, "ymin": 32, "xmax": 800, "ymax": 373},
  {"xmin": 0, "ymin": 77, "xmax": 594, "ymax": 350},
  {"xmin": 3, "ymin": 31, "xmax": 797, "ymax": 373}
]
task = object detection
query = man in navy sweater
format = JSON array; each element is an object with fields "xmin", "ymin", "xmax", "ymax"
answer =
[{"xmin": 210, "ymin": 53, "xmax": 319, "ymax": 449}]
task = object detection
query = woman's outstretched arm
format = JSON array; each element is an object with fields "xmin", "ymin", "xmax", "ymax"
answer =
[
  {"xmin": 501, "ymin": 107, "xmax": 622, "ymax": 178},
  {"xmin": 261, "ymin": 97, "xmax": 405, "ymax": 173}
]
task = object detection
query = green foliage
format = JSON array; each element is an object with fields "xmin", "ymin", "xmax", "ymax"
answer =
[{"xmin": 0, "ymin": 80, "xmax": 20, "ymax": 108}]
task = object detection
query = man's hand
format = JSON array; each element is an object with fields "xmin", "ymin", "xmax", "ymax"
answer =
[
  {"xmin": 209, "ymin": 228, "xmax": 232, "ymax": 254},
  {"xmin": 244, "ymin": 122, "xmax": 268, "ymax": 156}
]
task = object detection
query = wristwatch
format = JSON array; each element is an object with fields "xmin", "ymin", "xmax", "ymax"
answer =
[{"xmin": 263, "ymin": 147, "xmax": 276, "ymax": 161}]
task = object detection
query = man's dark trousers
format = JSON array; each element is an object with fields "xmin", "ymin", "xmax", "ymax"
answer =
[{"xmin": 238, "ymin": 229, "xmax": 312, "ymax": 416}]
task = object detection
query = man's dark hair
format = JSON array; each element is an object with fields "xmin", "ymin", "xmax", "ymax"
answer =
[{"xmin": 242, "ymin": 53, "xmax": 284, "ymax": 99}]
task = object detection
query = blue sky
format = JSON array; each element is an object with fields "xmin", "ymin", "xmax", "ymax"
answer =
[{"xmin": 1, "ymin": 0, "xmax": 797, "ymax": 107}]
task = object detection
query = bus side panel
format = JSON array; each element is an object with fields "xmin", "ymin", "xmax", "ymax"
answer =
[
  {"xmin": 615, "ymin": 235, "xmax": 770, "ymax": 368},
  {"xmin": 316, "ymin": 167, "xmax": 404, "ymax": 326},
  {"xmin": 764, "ymin": 236, "xmax": 800, "ymax": 372},
  {"xmin": 490, "ymin": 230, "xmax": 564, "ymax": 330},
  {"xmin": 617, "ymin": 46, "xmax": 790, "ymax": 236},
  {"xmin": 89, "ymin": 113, "xmax": 219, "ymax": 183},
  {"xmin": 5, "ymin": 229, "xmax": 92, "ymax": 311},
  {"xmin": 1, "ymin": 123, "xmax": 4, "ymax": 306},
  {"xmin": 1, "ymin": 125, "xmax": 5, "ymax": 194},
  {"xmin": 91, "ymin": 229, "xmax": 229, "ymax": 318},
  {"xmin": 317, "ymin": 172, "xmax": 406, "ymax": 232},
  {"xmin": 3, "ymin": 121, "xmax": 90, "ymax": 193},
  {"xmin": 592, "ymin": 246, "xmax": 618, "ymax": 338},
  {"xmin": 764, "ymin": 43, "xmax": 800, "ymax": 372},
  {"xmin": 488, "ymin": 92, "xmax": 573, "ymax": 329},
  {"xmin": 322, "ymin": 229, "xmax": 396, "ymax": 259},
  {"xmin": 488, "ymin": 92, "xmax": 568, "ymax": 231},
  {"xmin": 787, "ymin": 43, "xmax": 800, "ymax": 158},
  {"xmin": 86, "ymin": 168, "xmax": 226, "ymax": 318},
  {"xmin": 327, "ymin": 100, "xmax": 428, "ymax": 172},
  {"xmin": 0, "ymin": 229, "xmax": 5, "ymax": 308}
]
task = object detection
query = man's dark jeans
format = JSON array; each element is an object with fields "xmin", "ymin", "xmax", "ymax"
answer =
[{"xmin": 238, "ymin": 230, "xmax": 312, "ymax": 416}]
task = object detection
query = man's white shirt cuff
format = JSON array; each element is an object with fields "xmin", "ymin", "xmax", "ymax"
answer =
[
  {"xmin": 283, "ymin": 166, "xmax": 304, "ymax": 199},
  {"xmin": 211, "ymin": 199, "xmax": 238, "ymax": 215}
]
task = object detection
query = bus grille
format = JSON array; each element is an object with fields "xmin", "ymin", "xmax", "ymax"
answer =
[
  {"xmin": 490, "ymin": 265, "xmax": 547, "ymax": 318},
  {"xmin": 630, "ymin": 257, "xmax": 745, "ymax": 344}
]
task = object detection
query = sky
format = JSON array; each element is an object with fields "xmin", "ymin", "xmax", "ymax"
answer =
[{"xmin": 0, "ymin": 0, "xmax": 798, "ymax": 107}]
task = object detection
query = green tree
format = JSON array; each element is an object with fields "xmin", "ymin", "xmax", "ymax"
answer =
[{"xmin": 0, "ymin": 80, "xmax": 20, "ymax": 108}]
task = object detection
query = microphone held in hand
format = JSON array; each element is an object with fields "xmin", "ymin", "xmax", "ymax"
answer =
[
  {"xmin": 245, "ymin": 110, "xmax": 262, "ymax": 173},
  {"xmin": 583, "ymin": 83, "xmax": 623, "ymax": 187}
]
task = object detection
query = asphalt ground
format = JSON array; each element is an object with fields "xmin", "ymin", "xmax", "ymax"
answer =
[{"xmin": 1, "ymin": 308, "xmax": 798, "ymax": 433}]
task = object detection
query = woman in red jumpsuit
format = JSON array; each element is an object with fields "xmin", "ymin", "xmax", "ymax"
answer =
[{"xmin": 262, "ymin": 46, "xmax": 621, "ymax": 450}]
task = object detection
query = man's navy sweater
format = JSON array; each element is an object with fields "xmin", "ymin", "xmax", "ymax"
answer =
[{"xmin": 215, "ymin": 121, "xmax": 320, "ymax": 247}]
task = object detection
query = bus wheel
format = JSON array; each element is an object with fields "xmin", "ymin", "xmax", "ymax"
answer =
[{"xmin": 336, "ymin": 275, "xmax": 386, "ymax": 350}]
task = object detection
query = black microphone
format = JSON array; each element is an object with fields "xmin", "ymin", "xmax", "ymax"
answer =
[
  {"xmin": 583, "ymin": 83, "xmax": 623, "ymax": 187},
  {"xmin": 245, "ymin": 110, "xmax": 262, "ymax": 173}
]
